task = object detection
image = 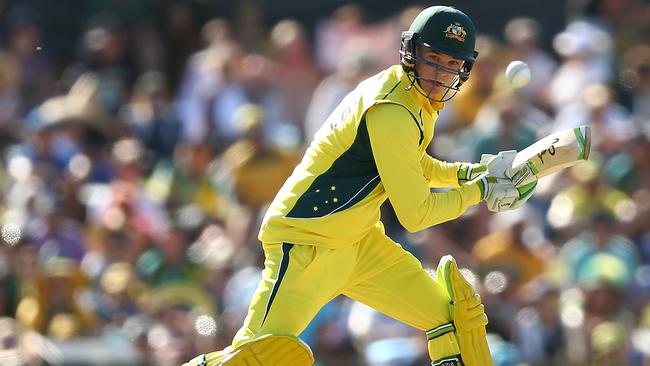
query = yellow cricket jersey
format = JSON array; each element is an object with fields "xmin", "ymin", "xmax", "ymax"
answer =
[{"xmin": 259, "ymin": 65, "xmax": 482, "ymax": 248}]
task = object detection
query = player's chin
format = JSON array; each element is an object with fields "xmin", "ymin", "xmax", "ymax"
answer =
[
  {"xmin": 426, "ymin": 82, "xmax": 447, "ymax": 95},
  {"xmin": 432, "ymin": 87, "xmax": 446, "ymax": 95},
  {"xmin": 428, "ymin": 87, "xmax": 445, "ymax": 100}
]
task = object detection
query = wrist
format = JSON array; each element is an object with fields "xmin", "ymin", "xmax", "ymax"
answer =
[
  {"xmin": 466, "ymin": 173, "xmax": 490, "ymax": 200},
  {"xmin": 460, "ymin": 177, "xmax": 486, "ymax": 204}
]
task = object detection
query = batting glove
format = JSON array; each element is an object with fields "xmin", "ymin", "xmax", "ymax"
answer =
[
  {"xmin": 475, "ymin": 174, "xmax": 520, "ymax": 212},
  {"xmin": 457, "ymin": 162, "xmax": 486, "ymax": 185},
  {"xmin": 477, "ymin": 151, "xmax": 538, "ymax": 212}
]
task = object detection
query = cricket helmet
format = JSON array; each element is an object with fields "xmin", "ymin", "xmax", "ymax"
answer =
[{"xmin": 400, "ymin": 6, "xmax": 479, "ymax": 101}]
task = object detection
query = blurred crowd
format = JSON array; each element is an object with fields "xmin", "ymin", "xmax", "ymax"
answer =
[{"xmin": 0, "ymin": 0, "xmax": 649, "ymax": 365}]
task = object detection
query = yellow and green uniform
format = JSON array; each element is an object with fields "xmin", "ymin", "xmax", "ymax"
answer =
[
  {"xmin": 259, "ymin": 65, "xmax": 481, "ymax": 247},
  {"xmin": 225, "ymin": 65, "xmax": 483, "ymax": 361}
]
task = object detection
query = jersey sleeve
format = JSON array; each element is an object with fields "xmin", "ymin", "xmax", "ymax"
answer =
[
  {"xmin": 420, "ymin": 154, "xmax": 462, "ymax": 188},
  {"xmin": 366, "ymin": 103, "xmax": 481, "ymax": 232}
]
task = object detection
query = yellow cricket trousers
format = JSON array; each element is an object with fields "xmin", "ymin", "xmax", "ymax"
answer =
[{"xmin": 231, "ymin": 223, "xmax": 452, "ymax": 348}]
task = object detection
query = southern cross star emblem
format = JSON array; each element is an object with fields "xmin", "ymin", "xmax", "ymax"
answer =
[{"xmin": 444, "ymin": 23, "xmax": 467, "ymax": 42}]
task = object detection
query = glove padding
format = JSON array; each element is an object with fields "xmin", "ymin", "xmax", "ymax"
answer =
[
  {"xmin": 436, "ymin": 255, "xmax": 493, "ymax": 366},
  {"xmin": 479, "ymin": 151, "xmax": 516, "ymax": 178},
  {"xmin": 511, "ymin": 180, "xmax": 537, "ymax": 209},
  {"xmin": 477, "ymin": 175, "xmax": 520, "ymax": 212},
  {"xmin": 457, "ymin": 162, "xmax": 487, "ymax": 184},
  {"xmin": 478, "ymin": 151, "xmax": 537, "ymax": 212}
]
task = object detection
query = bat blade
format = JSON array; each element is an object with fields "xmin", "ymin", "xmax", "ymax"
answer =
[{"xmin": 510, "ymin": 126, "xmax": 591, "ymax": 187}]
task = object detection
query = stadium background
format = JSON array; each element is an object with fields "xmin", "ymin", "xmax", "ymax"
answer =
[{"xmin": 0, "ymin": 0, "xmax": 649, "ymax": 365}]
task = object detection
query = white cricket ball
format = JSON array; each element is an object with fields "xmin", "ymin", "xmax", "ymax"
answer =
[{"xmin": 505, "ymin": 60, "xmax": 531, "ymax": 88}]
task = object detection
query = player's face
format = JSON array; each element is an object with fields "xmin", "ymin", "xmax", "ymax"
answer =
[{"xmin": 414, "ymin": 47, "xmax": 463, "ymax": 100}]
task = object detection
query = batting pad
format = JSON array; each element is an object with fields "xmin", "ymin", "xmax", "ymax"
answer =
[
  {"xmin": 182, "ymin": 349, "xmax": 228, "ymax": 366},
  {"xmin": 428, "ymin": 331, "xmax": 462, "ymax": 366},
  {"xmin": 436, "ymin": 255, "xmax": 493, "ymax": 366},
  {"xmin": 182, "ymin": 334, "xmax": 314, "ymax": 366}
]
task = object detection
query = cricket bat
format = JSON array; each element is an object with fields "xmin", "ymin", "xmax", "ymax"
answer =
[{"xmin": 510, "ymin": 126, "xmax": 591, "ymax": 187}]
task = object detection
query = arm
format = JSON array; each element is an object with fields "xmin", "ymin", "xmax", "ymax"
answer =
[
  {"xmin": 366, "ymin": 104, "xmax": 482, "ymax": 232},
  {"xmin": 420, "ymin": 154, "xmax": 463, "ymax": 188}
]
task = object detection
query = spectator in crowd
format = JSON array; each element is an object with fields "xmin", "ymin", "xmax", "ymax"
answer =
[{"xmin": 503, "ymin": 17, "xmax": 557, "ymax": 108}]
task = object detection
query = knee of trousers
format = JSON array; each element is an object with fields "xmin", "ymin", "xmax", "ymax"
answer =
[{"xmin": 222, "ymin": 334, "xmax": 314, "ymax": 366}]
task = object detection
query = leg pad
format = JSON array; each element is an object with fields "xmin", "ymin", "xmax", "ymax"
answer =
[{"xmin": 183, "ymin": 334, "xmax": 314, "ymax": 366}]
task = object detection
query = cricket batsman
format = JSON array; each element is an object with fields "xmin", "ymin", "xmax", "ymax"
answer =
[{"xmin": 184, "ymin": 5, "xmax": 534, "ymax": 366}]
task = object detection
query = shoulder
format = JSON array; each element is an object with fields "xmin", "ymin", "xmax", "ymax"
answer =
[
  {"xmin": 357, "ymin": 65, "xmax": 406, "ymax": 101},
  {"xmin": 366, "ymin": 103, "xmax": 414, "ymax": 121},
  {"xmin": 365, "ymin": 103, "xmax": 422, "ymax": 143}
]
